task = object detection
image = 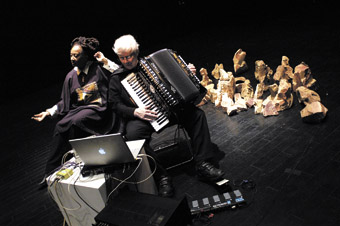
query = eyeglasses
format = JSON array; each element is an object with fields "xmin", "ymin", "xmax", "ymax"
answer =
[{"xmin": 118, "ymin": 53, "xmax": 135, "ymax": 61}]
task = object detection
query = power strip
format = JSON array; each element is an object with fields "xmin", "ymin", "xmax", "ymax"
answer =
[{"xmin": 188, "ymin": 190, "xmax": 246, "ymax": 215}]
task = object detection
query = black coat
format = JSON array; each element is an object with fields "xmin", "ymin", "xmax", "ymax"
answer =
[{"xmin": 54, "ymin": 62, "xmax": 115, "ymax": 135}]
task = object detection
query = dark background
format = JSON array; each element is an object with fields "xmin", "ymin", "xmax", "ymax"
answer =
[
  {"xmin": 2, "ymin": 1, "xmax": 340, "ymax": 225},
  {"xmin": 2, "ymin": 0, "xmax": 338, "ymax": 103}
]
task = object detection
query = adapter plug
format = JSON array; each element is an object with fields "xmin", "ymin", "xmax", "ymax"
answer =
[{"xmin": 56, "ymin": 168, "xmax": 74, "ymax": 180}]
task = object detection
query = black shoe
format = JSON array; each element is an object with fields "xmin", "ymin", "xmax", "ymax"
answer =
[
  {"xmin": 158, "ymin": 176, "xmax": 174, "ymax": 198},
  {"xmin": 196, "ymin": 161, "xmax": 225, "ymax": 182},
  {"xmin": 37, "ymin": 175, "xmax": 48, "ymax": 190}
]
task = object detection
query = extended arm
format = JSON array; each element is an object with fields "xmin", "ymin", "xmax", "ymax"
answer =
[
  {"xmin": 94, "ymin": 51, "xmax": 119, "ymax": 73},
  {"xmin": 31, "ymin": 105, "xmax": 57, "ymax": 122}
]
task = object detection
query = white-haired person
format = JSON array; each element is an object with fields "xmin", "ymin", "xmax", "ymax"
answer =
[{"xmin": 108, "ymin": 34, "xmax": 225, "ymax": 197}]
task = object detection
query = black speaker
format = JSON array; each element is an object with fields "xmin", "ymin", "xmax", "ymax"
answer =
[
  {"xmin": 152, "ymin": 126, "xmax": 193, "ymax": 169},
  {"xmin": 95, "ymin": 190, "xmax": 192, "ymax": 226}
]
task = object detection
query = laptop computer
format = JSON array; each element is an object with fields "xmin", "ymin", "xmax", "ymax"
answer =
[{"xmin": 69, "ymin": 133, "xmax": 145, "ymax": 167}]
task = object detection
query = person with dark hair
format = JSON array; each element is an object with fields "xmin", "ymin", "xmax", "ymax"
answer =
[
  {"xmin": 32, "ymin": 36, "xmax": 117, "ymax": 188},
  {"xmin": 109, "ymin": 35, "xmax": 225, "ymax": 197}
]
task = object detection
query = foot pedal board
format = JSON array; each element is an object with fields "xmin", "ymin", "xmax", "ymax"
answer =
[{"xmin": 188, "ymin": 190, "xmax": 246, "ymax": 215}]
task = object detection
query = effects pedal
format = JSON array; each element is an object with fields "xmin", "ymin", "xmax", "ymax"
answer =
[
  {"xmin": 213, "ymin": 178, "xmax": 232, "ymax": 193},
  {"xmin": 216, "ymin": 178, "xmax": 229, "ymax": 186},
  {"xmin": 188, "ymin": 189, "xmax": 246, "ymax": 215}
]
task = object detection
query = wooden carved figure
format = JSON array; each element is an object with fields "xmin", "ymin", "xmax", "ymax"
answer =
[
  {"xmin": 255, "ymin": 60, "xmax": 273, "ymax": 84},
  {"xmin": 233, "ymin": 49, "xmax": 248, "ymax": 75}
]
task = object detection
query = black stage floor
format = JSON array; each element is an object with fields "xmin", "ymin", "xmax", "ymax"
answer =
[{"xmin": 2, "ymin": 1, "xmax": 340, "ymax": 226}]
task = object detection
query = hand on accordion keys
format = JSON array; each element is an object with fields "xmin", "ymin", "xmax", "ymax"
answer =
[
  {"xmin": 188, "ymin": 63, "xmax": 196, "ymax": 75},
  {"xmin": 133, "ymin": 105, "xmax": 159, "ymax": 121}
]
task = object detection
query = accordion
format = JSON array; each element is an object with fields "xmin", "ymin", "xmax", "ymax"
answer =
[{"xmin": 122, "ymin": 48, "xmax": 206, "ymax": 132}]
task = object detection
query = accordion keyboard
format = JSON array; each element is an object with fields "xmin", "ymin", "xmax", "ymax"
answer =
[{"xmin": 122, "ymin": 73, "xmax": 170, "ymax": 132}]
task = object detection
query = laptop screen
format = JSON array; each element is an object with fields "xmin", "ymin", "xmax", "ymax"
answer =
[{"xmin": 69, "ymin": 133, "xmax": 139, "ymax": 166}]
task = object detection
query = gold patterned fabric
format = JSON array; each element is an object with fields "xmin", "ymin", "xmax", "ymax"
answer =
[{"xmin": 75, "ymin": 82, "xmax": 102, "ymax": 106}]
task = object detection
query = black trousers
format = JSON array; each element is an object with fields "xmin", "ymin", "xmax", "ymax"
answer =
[
  {"xmin": 44, "ymin": 126, "xmax": 90, "ymax": 175},
  {"xmin": 124, "ymin": 104, "xmax": 215, "ymax": 180}
]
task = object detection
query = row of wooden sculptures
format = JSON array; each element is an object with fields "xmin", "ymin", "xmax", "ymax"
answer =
[{"xmin": 197, "ymin": 49, "xmax": 328, "ymax": 123}]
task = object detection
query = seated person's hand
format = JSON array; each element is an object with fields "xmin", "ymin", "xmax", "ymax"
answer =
[
  {"xmin": 94, "ymin": 51, "xmax": 108, "ymax": 65},
  {"xmin": 133, "ymin": 106, "xmax": 158, "ymax": 121},
  {"xmin": 188, "ymin": 63, "xmax": 196, "ymax": 75},
  {"xmin": 31, "ymin": 111, "xmax": 50, "ymax": 122}
]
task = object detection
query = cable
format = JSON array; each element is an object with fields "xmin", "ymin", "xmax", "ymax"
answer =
[
  {"xmin": 55, "ymin": 181, "xmax": 81, "ymax": 211},
  {"xmin": 232, "ymin": 179, "xmax": 257, "ymax": 208},
  {"xmin": 134, "ymin": 154, "xmax": 157, "ymax": 184},
  {"xmin": 72, "ymin": 165, "xmax": 100, "ymax": 214},
  {"xmin": 46, "ymin": 159, "xmax": 79, "ymax": 186},
  {"xmin": 48, "ymin": 162, "xmax": 98, "ymax": 215},
  {"xmin": 108, "ymin": 154, "xmax": 157, "ymax": 185},
  {"xmin": 46, "ymin": 163, "xmax": 78, "ymax": 213},
  {"xmin": 66, "ymin": 180, "xmax": 82, "ymax": 211},
  {"xmin": 106, "ymin": 157, "xmax": 144, "ymax": 203},
  {"xmin": 47, "ymin": 168, "xmax": 81, "ymax": 212},
  {"xmin": 192, "ymin": 212, "xmax": 213, "ymax": 226},
  {"xmin": 47, "ymin": 178, "xmax": 60, "ymax": 205},
  {"xmin": 62, "ymin": 150, "xmax": 76, "ymax": 165},
  {"xmin": 47, "ymin": 156, "xmax": 100, "ymax": 226},
  {"xmin": 54, "ymin": 179, "xmax": 73, "ymax": 226}
]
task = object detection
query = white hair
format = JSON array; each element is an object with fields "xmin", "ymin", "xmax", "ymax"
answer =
[{"xmin": 113, "ymin": 34, "xmax": 139, "ymax": 55}]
